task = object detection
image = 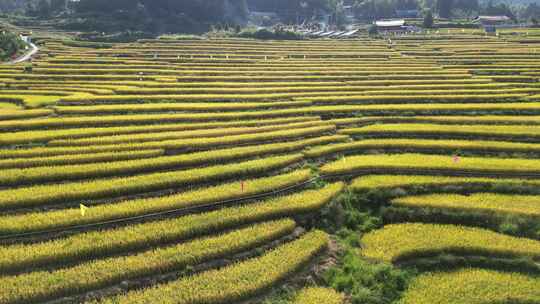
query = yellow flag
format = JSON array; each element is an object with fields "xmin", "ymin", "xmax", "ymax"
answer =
[{"xmin": 80, "ymin": 204, "xmax": 89, "ymax": 216}]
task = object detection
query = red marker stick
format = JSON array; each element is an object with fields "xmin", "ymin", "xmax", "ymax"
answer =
[{"xmin": 241, "ymin": 181, "xmax": 245, "ymax": 192}]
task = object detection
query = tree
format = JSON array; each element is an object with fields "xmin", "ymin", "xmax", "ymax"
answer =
[
  {"xmin": 522, "ymin": 3, "xmax": 540, "ymax": 21},
  {"xmin": 453, "ymin": 0, "xmax": 477, "ymax": 13},
  {"xmin": 368, "ymin": 24, "xmax": 378, "ymax": 36},
  {"xmin": 0, "ymin": 30, "xmax": 25, "ymax": 61},
  {"xmin": 423, "ymin": 9, "xmax": 434, "ymax": 28},
  {"xmin": 353, "ymin": 0, "xmax": 397, "ymax": 21},
  {"xmin": 25, "ymin": 1, "xmax": 37, "ymax": 16},
  {"xmin": 352, "ymin": 0, "xmax": 420, "ymax": 21},
  {"xmin": 452, "ymin": 0, "xmax": 478, "ymax": 18},
  {"xmin": 37, "ymin": 0, "xmax": 51, "ymax": 17},
  {"xmin": 247, "ymin": 0, "xmax": 336, "ymax": 23},
  {"xmin": 436, "ymin": 0, "xmax": 453, "ymax": 19},
  {"xmin": 483, "ymin": 0, "xmax": 516, "ymax": 22},
  {"xmin": 50, "ymin": 0, "xmax": 66, "ymax": 12}
]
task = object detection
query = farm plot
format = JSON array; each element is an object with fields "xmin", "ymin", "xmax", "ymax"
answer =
[{"xmin": 1, "ymin": 33, "xmax": 540, "ymax": 304}]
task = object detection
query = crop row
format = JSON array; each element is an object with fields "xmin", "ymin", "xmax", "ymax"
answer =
[
  {"xmin": 1, "ymin": 73, "xmax": 474, "ymax": 83},
  {"xmin": 0, "ymin": 79, "xmax": 426, "ymax": 89},
  {"xmin": 0, "ymin": 116, "xmax": 316, "ymax": 146},
  {"xmin": 0, "ymin": 154, "xmax": 302, "ymax": 210},
  {"xmin": 55, "ymin": 90, "xmax": 537, "ymax": 109},
  {"xmin": 125, "ymin": 82, "xmax": 519, "ymax": 92},
  {"xmin": 340, "ymin": 123, "xmax": 540, "ymax": 140},
  {"xmin": 8, "ymin": 102, "xmax": 540, "ymax": 131},
  {"xmin": 0, "ymin": 94, "xmax": 65, "ymax": 108},
  {"xmin": 0, "ymin": 109, "xmax": 53, "ymax": 121},
  {"xmin": 43, "ymin": 125, "xmax": 335, "ymax": 153},
  {"xmin": 0, "ymin": 183, "xmax": 343, "ymax": 274},
  {"xmin": 9, "ymin": 78, "xmax": 491, "ymax": 88},
  {"xmin": 398, "ymin": 268, "xmax": 540, "ymax": 304},
  {"xmin": 0, "ymin": 73, "xmax": 161, "ymax": 81},
  {"xmin": 392, "ymin": 193, "xmax": 540, "ymax": 219},
  {"xmin": 71, "ymin": 86, "xmax": 532, "ymax": 101},
  {"xmin": 333, "ymin": 115, "xmax": 540, "ymax": 126},
  {"xmin": 302, "ymin": 93, "xmax": 527, "ymax": 105},
  {"xmin": 361, "ymin": 223, "xmax": 540, "ymax": 263},
  {"xmin": 350, "ymin": 174, "xmax": 540, "ymax": 193},
  {"xmin": 305, "ymin": 138, "xmax": 540, "ymax": 158},
  {"xmin": 292, "ymin": 287, "xmax": 344, "ymax": 304},
  {"xmin": 0, "ymin": 149, "xmax": 164, "ymax": 170},
  {"xmin": 0, "ymin": 219, "xmax": 296, "ymax": 304},
  {"xmin": 0, "ymin": 170, "xmax": 311, "ymax": 235},
  {"xmin": 321, "ymin": 153, "xmax": 540, "ymax": 177},
  {"xmin": 54, "ymin": 101, "xmax": 313, "ymax": 115},
  {"xmin": 0, "ymin": 112, "xmax": 321, "ymax": 131},
  {"xmin": 47, "ymin": 121, "xmax": 332, "ymax": 147},
  {"xmin": 0, "ymin": 126, "xmax": 325, "ymax": 159},
  {"xmin": 37, "ymin": 62, "xmax": 434, "ymax": 70},
  {"xmin": 58, "ymin": 90, "xmax": 514, "ymax": 105},
  {"xmin": 162, "ymin": 74, "xmax": 477, "ymax": 82},
  {"xmin": 309, "ymin": 102, "xmax": 540, "ymax": 115},
  {"xmin": 94, "ymin": 230, "xmax": 329, "ymax": 304},
  {"xmin": 33, "ymin": 67, "xmax": 464, "ymax": 76},
  {"xmin": 0, "ymin": 134, "xmax": 341, "ymax": 187}
]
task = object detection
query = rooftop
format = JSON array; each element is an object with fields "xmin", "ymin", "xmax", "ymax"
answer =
[
  {"xmin": 375, "ymin": 19, "xmax": 405, "ymax": 27},
  {"xmin": 474, "ymin": 16, "xmax": 511, "ymax": 22}
]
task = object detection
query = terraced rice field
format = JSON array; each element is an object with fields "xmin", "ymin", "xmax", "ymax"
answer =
[{"xmin": 1, "ymin": 32, "xmax": 539, "ymax": 303}]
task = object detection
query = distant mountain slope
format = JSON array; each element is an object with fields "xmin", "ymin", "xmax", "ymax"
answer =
[{"xmin": 481, "ymin": 0, "xmax": 539, "ymax": 5}]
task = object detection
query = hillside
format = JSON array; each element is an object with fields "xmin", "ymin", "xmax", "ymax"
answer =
[{"xmin": 0, "ymin": 24, "xmax": 540, "ymax": 303}]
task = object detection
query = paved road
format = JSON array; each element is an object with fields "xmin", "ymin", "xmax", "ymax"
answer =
[{"xmin": 9, "ymin": 39, "xmax": 38, "ymax": 64}]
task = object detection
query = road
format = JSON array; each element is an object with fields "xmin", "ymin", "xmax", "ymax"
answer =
[{"xmin": 8, "ymin": 39, "xmax": 39, "ymax": 64}]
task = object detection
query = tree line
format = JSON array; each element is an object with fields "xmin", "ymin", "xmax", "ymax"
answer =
[{"xmin": 7, "ymin": 0, "xmax": 540, "ymax": 32}]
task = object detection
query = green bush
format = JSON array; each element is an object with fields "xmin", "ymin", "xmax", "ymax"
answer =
[
  {"xmin": 423, "ymin": 10, "xmax": 434, "ymax": 28},
  {"xmin": 324, "ymin": 247, "xmax": 411, "ymax": 304},
  {"xmin": 61, "ymin": 39, "xmax": 113, "ymax": 49},
  {"xmin": 238, "ymin": 28, "xmax": 304, "ymax": 40},
  {"xmin": 368, "ymin": 25, "xmax": 379, "ymax": 36},
  {"xmin": 0, "ymin": 31, "xmax": 25, "ymax": 61},
  {"xmin": 77, "ymin": 31, "xmax": 155, "ymax": 43}
]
